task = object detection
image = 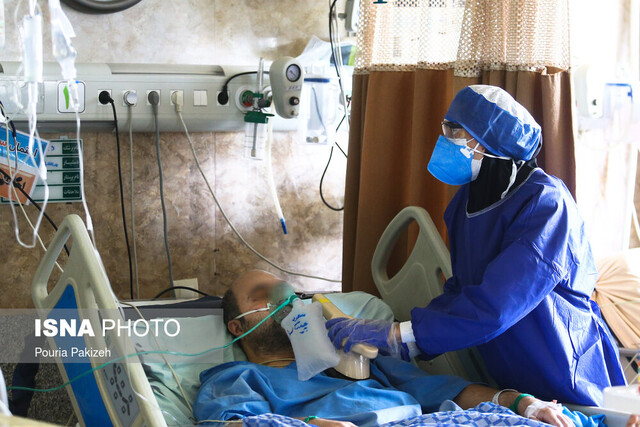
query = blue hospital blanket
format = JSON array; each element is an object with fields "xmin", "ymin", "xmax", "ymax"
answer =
[
  {"xmin": 194, "ymin": 356, "xmax": 471, "ymax": 426},
  {"xmin": 238, "ymin": 402, "xmax": 552, "ymax": 426}
]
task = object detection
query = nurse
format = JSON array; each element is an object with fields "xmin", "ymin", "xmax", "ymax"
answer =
[{"xmin": 326, "ymin": 85, "xmax": 626, "ymax": 406}]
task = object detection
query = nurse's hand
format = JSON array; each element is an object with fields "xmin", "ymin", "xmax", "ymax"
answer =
[{"xmin": 325, "ymin": 318, "xmax": 400, "ymax": 354}]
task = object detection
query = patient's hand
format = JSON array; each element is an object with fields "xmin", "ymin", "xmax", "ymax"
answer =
[
  {"xmin": 529, "ymin": 405, "xmax": 573, "ymax": 427},
  {"xmin": 307, "ymin": 418, "xmax": 357, "ymax": 427},
  {"xmin": 626, "ymin": 414, "xmax": 640, "ymax": 427}
]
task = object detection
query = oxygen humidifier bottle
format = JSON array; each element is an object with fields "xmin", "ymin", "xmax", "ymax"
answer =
[{"xmin": 281, "ymin": 298, "xmax": 340, "ymax": 381}]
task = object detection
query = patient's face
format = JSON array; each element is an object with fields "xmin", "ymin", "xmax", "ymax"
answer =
[
  {"xmin": 234, "ymin": 270, "xmax": 281, "ymax": 316},
  {"xmin": 230, "ymin": 271, "xmax": 292, "ymax": 354}
]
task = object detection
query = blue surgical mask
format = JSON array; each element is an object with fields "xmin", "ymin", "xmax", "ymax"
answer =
[{"xmin": 427, "ymin": 135, "xmax": 477, "ymax": 185}]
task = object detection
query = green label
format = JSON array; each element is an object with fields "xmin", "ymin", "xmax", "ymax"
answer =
[
  {"xmin": 63, "ymin": 186, "xmax": 81, "ymax": 199},
  {"xmin": 62, "ymin": 157, "xmax": 80, "ymax": 169},
  {"xmin": 62, "ymin": 171, "xmax": 80, "ymax": 184},
  {"xmin": 62, "ymin": 143, "xmax": 79, "ymax": 155}
]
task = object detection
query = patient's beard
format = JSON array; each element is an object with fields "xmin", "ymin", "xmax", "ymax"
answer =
[{"xmin": 241, "ymin": 316, "xmax": 292, "ymax": 356}]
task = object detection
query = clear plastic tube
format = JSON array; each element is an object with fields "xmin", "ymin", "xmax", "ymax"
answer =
[
  {"xmin": 265, "ymin": 118, "xmax": 287, "ymax": 234},
  {"xmin": 8, "ymin": 6, "xmax": 49, "ymax": 249},
  {"xmin": 48, "ymin": 0, "xmax": 96, "ymax": 246}
]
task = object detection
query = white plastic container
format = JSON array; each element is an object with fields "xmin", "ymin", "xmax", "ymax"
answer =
[
  {"xmin": 244, "ymin": 121, "xmax": 267, "ymax": 160},
  {"xmin": 603, "ymin": 385, "xmax": 640, "ymax": 413},
  {"xmin": 298, "ymin": 75, "xmax": 342, "ymax": 145}
]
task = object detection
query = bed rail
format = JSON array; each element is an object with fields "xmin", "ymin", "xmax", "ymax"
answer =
[
  {"xmin": 31, "ymin": 214, "xmax": 167, "ymax": 427},
  {"xmin": 371, "ymin": 206, "xmax": 494, "ymax": 384}
]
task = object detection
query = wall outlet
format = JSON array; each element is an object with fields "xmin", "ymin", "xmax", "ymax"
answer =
[{"xmin": 174, "ymin": 278, "xmax": 200, "ymax": 299}]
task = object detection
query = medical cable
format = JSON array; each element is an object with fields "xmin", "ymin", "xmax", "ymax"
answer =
[
  {"xmin": 175, "ymin": 108, "xmax": 341, "ymax": 283},
  {"xmin": 329, "ymin": 0, "xmax": 349, "ymax": 128},
  {"xmin": 2, "ymin": 121, "xmax": 64, "ymax": 268},
  {"xmin": 319, "ymin": 145, "xmax": 343, "ymax": 211},
  {"xmin": 1, "ymin": 119, "xmax": 63, "ymax": 270},
  {"xmin": 120, "ymin": 301, "xmax": 193, "ymax": 413},
  {"xmin": 8, "ymin": 2, "xmax": 50, "ymax": 250},
  {"xmin": 316, "ymin": 91, "xmax": 347, "ymax": 211},
  {"xmin": 149, "ymin": 90, "xmax": 175, "ymax": 290},
  {"xmin": 258, "ymin": 358, "xmax": 295, "ymax": 366},
  {"xmin": 217, "ymin": 71, "xmax": 269, "ymax": 105},
  {"xmin": 0, "ymin": 144, "xmax": 70, "ymax": 257},
  {"xmin": 48, "ymin": 0, "xmax": 97, "ymax": 248},
  {"xmin": 7, "ymin": 295, "xmax": 297, "ymax": 393},
  {"xmin": 151, "ymin": 285, "xmax": 212, "ymax": 300},
  {"xmin": 8, "ymin": 183, "xmax": 63, "ymax": 272},
  {"xmin": 128, "ymin": 106, "xmax": 140, "ymax": 298},
  {"xmin": 64, "ymin": 412, "xmax": 74, "ymax": 426},
  {"xmin": 100, "ymin": 91, "xmax": 134, "ymax": 299}
]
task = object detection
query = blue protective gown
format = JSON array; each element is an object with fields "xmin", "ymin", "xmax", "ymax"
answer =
[
  {"xmin": 193, "ymin": 356, "xmax": 470, "ymax": 426},
  {"xmin": 410, "ymin": 168, "xmax": 626, "ymax": 406}
]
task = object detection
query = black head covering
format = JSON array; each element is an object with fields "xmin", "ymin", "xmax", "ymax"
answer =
[{"xmin": 467, "ymin": 153, "xmax": 538, "ymax": 214}]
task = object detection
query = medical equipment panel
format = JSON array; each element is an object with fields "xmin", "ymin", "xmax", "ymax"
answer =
[{"xmin": 0, "ymin": 62, "xmax": 298, "ymax": 133}]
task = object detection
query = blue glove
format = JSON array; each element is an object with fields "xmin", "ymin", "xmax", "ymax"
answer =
[
  {"xmin": 379, "ymin": 342, "xmax": 411, "ymax": 362},
  {"xmin": 325, "ymin": 318, "xmax": 400, "ymax": 354}
]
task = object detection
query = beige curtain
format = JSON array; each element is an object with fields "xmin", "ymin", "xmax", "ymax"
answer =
[{"xmin": 343, "ymin": 0, "xmax": 575, "ymax": 294}]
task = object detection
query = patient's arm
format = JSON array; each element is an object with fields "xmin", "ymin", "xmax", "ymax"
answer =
[{"xmin": 453, "ymin": 385, "xmax": 573, "ymax": 427}]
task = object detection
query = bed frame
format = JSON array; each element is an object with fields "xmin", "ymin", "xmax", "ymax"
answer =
[{"xmin": 31, "ymin": 214, "xmax": 167, "ymax": 427}]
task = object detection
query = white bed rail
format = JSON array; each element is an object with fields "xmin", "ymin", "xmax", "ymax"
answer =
[
  {"xmin": 31, "ymin": 214, "xmax": 167, "ymax": 427},
  {"xmin": 371, "ymin": 207, "xmax": 495, "ymax": 385}
]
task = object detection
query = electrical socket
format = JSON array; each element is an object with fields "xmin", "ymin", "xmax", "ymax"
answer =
[{"xmin": 173, "ymin": 278, "xmax": 199, "ymax": 300}]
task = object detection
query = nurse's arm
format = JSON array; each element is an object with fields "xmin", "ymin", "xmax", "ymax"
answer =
[{"xmin": 453, "ymin": 385, "xmax": 572, "ymax": 427}]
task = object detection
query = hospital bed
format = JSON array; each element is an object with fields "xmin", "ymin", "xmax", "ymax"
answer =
[
  {"xmin": 28, "ymin": 214, "xmax": 395, "ymax": 426},
  {"xmin": 26, "ymin": 212, "xmax": 635, "ymax": 426}
]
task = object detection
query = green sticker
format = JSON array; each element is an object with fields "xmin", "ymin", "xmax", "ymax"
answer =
[
  {"xmin": 62, "ymin": 171, "xmax": 80, "ymax": 184},
  {"xmin": 63, "ymin": 85, "xmax": 70, "ymax": 110},
  {"xmin": 63, "ymin": 186, "xmax": 81, "ymax": 199},
  {"xmin": 62, "ymin": 142, "xmax": 78, "ymax": 155},
  {"xmin": 62, "ymin": 157, "xmax": 80, "ymax": 169}
]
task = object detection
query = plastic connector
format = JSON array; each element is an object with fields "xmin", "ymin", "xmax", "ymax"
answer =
[
  {"xmin": 148, "ymin": 90, "xmax": 160, "ymax": 114},
  {"xmin": 171, "ymin": 91, "xmax": 183, "ymax": 112},
  {"xmin": 217, "ymin": 90, "xmax": 229, "ymax": 105},
  {"xmin": 98, "ymin": 90, "xmax": 112, "ymax": 105}
]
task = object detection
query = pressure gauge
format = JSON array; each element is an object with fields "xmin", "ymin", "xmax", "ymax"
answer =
[
  {"xmin": 270, "ymin": 57, "xmax": 304, "ymax": 118},
  {"xmin": 286, "ymin": 64, "xmax": 302, "ymax": 82}
]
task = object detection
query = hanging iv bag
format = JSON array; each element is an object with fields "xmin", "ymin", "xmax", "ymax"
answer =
[{"xmin": 298, "ymin": 75, "xmax": 342, "ymax": 145}]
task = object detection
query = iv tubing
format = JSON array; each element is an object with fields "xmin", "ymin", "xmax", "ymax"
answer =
[
  {"xmin": 8, "ymin": 295, "xmax": 297, "ymax": 393},
  {"xmin": 176, "ymin": 111, "xmax": 339, "ymax": 283}
]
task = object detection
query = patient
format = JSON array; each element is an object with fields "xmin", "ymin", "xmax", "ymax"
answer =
[{"xmin": 192, "ymin": 271, "xmax": 580, "ymax": 427}]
